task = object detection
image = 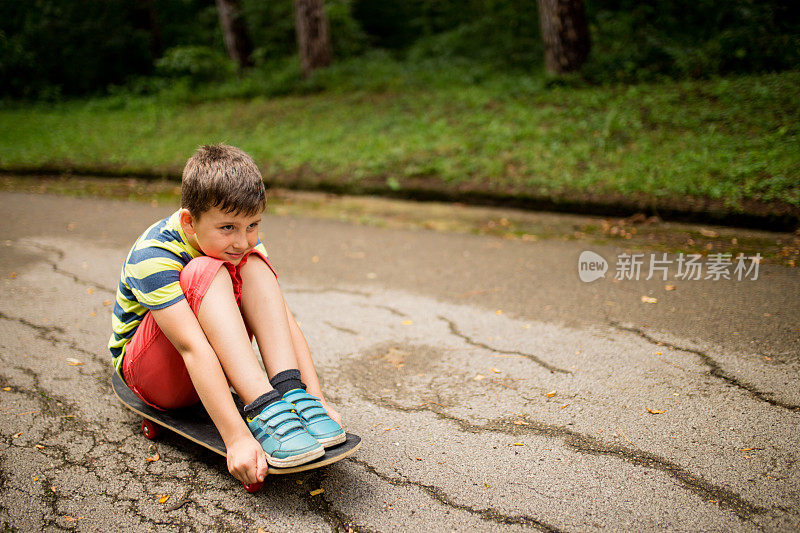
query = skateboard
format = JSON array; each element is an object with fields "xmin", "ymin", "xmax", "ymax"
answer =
[{"xmin": 112, "ymin": 372, "xmax": 361, "ymax": 492}]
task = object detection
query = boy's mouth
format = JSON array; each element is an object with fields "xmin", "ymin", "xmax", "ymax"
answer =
[{"xmin": 226, "ymin": 251, "xmax": 244, "ymax": 259}]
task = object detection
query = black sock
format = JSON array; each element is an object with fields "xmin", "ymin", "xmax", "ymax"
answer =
[
  {"xmin": 244, "ymin": 389, "xmax": 281, "ymax": 418},
  {"xmin": 270, "ymin": 369, "xmax": 306, "ymax": 397}
]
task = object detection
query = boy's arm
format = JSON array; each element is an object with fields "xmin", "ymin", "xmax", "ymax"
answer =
[
  {"xmin": 283, "ymin": 301, "xmax": 344, "ymax": 426},
  {"xmin": 150, "ymin": 300, "xmax": 268, "ymax": 484}
]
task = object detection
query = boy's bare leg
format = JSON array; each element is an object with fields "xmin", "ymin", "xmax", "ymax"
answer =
[
  {"xmin": 238, "ymin": 259, "xmax": 300, "ymax": 377},
  {"xmin": 239, "ymin": 257, "xmax": 345, "ymax": 429},
  {"xmin": 196, "ymin": 266, "xmax": 275, "ymax": 404}
]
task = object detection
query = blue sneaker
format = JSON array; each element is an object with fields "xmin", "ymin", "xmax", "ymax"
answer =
[
  {"xmin": 247, "ymin": 399, "xmax": 324, "ymax": 467},
  {"xmin": 282, "ymin": 389, "xmax": 346, "ymax": 448}
]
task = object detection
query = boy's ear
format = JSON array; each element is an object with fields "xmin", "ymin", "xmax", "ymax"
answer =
[{"xmin": 179, "ymin": 209, "xmax": 197, "ymax": 235}]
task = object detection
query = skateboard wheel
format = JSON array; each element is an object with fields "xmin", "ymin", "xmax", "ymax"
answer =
[
  {"xmin": 242, "ymin": 481, "xmax": 263, "ymax": 493},
  {"xmin": 141, "ymin": 419, "xmax": 161, "ymax": 440}
]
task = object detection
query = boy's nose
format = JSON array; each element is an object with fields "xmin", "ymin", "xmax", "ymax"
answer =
[{"xmin": 235, "ymin": 232, "xmax": 249, "ymax": 250}]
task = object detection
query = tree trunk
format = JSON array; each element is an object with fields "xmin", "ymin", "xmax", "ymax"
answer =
[
  {"xmin": 537, "ymin": 0, "xmax": 590, "ymax": 75},
  {"xmin": 293, "ymin": 0, "xmax": 332, "ymax": 77},
  {"xmin": 215, "ymin": 0, "xmax": 253, "ymax": 69},
  {"xmin": 139, "ymin": 0, "xmax": 162, "ymax": 59}
]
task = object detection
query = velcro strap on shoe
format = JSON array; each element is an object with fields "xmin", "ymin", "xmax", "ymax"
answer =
[
  {"xmin": 300, "ymin": 405, "xmax": 328, "ymax": 420},
  {"xmin": 262, "ymin": 411, "xmax": 298, "ymax": 428},
  {"xmin": 274, "ymin": 419, "xmax": 304, "ymax": 437},
  {"xmin": 260, "ymin": 399, "xmax": 298, "ymax": 417}
]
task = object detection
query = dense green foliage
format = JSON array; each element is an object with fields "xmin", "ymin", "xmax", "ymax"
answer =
[
  {"xmin": 1, "ymin": 72, "xmax": 797, "ymax": 208},
  {"xmin": 1, "ymin": 0, "xmax": 798, "ymax": 98}
]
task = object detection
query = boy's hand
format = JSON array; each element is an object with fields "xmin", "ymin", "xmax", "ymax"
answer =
[
  {"xmin": 320, "ymin": 400, "xmax": 344, "ymax": 428},
  {"xmin": 226, "ymin": 435, "xmax": 268, "ymax": 485}
]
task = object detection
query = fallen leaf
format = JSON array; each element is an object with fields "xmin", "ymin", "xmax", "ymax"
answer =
[
  {"xmin": 66, "ymin": 358, "xmax": 83, "ymax": 366},
  {"xmin": 665, "ymin": 285, "xmax": 676, "ymax": 291},
  {"xmin": 490, "ymin": 367, "xmax": 501, "ymax": 373},
  {"xmin": 546, "ymin": 390, "xmax": 557, "ymax": 398},
  {"xmin": 512, "ymin": 420, "xmax": 530, "ymax": 426},
  {"xmin": 309, "ymin": 488, "xmax": 324, "ymax": 496},
  {"xmin": 89, "ymin": 311, "xmax": 97, "ymax": 317},
  {"xmin": 145, "ymin": 444, "xmax": 160, "ymax": 462},
  {"xmin": 495, "ymin": 309, "xmax": 503, "ymax": 315},
  {"xmin": 2, "ymin": 387, "xmax": 10, "ymax": 391},
  {"xmin": 401, "ymin": 320, "xmax": 413, "ymax": 326},
  {"xmin": 103, "ymin": 300, "xmax": 112, "ymax": 306},
  {"xmin": 740, "ymin": 448, "xmax": 755, "ymax": 452},
  {"xmin": 560, "ymin": 404, "xmax": 569, "ymax": 409},
  {"xmin": 513, "ymin": 442, "xmax": 524, "ymax": 446},
  {"xmin": 9, "ymin": 272, "xmax": 17, "ymax": 279},
  {"xmin": 63, "ymin": 516, "xmax": 79, "ymax": 522},
  {"xmin": 382, "ymin": 427, "xmax": 396, "ymax": 432},
  {"xmin": 13, "ymin": 432, "xmax": 22, "ymax": 438},
  {"xmin": 641, "ymin": 295, "xmax": 658, "ymax": 304},
  {"xmin": 311, "ymin": 255, "xmax": 319, "ymax": 263},
  {"xmin": 699, "ymin": 228, "xmax": 719, "ymax": 238},
  {"xmin": 87, "ymin": 288, "xmax": 94, "ymax": 295},
  {"xmin": 474, "ymin": 374, "xmax": 486, "ymax": 381},
  {"xmin": 655, "ymin": 352, "xmax": 662, "ymax": 355},
  {"xmin": 158, "ymin": 494, "xmax": 170, "ymax": 504},
  {"xmin": 646, "ymin": 407, "xmax": 666, "ymax": 414},
  {"xmin": 35, "ymin": 444, "xmax": 45, "ymax": 449}
]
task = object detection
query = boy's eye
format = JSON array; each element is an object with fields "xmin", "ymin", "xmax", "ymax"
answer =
[
  {"xmin": 221, "ymin": 225, "xmax": 234, "ymax": 231},
  {"xmin": 248, "ymin": 222, "xmax": 259, "ymax": 229}
]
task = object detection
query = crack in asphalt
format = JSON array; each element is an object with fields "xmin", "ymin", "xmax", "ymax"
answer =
[
  {"xmin": 300, "ymin": 470, "xmax": 377, "ymax": 533},
  {"xmin": 364, "ymin": 394, "xmax": 766, "ymax": 522},
  {"xmin": 0, "ymin": 367, "xmax": 96, "ymax": 531},
  {"xmin": 0, "ymin": 312, "xmax": 101, "ymax": 365},
  {"xmin": 609, "ymin": 321, "xmax": 800, "ymax": 412},
  {"xmin": 439, "ymin": 315, "xmax": 571, "ymax": 374},
  {"xmin": 23, "ymin": 241, "xmax": 116, "ymax": 295},
  {"xmin": 0, "ymin": 348, "xmax": 251, "ymax": 531},
  {"xmin": 324, "ymin": 321, "xmax": 359, "ymax": 336},
  {"xmin": 347, "ymin": 457, "xmax": 563, "ymax": 532},
  {"xmin": 374, "ymin": 305, "xmax": 408, "ymax": 318}
]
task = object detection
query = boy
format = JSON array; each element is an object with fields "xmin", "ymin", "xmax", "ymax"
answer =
[{"xmin": 109, "ymin": 144, "xmax": 344, "ymax": 486}]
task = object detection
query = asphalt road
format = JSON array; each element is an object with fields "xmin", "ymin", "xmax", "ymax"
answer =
[{"xmin": 0, "ymin": 191, "xmax": 798, "ymax": 532}]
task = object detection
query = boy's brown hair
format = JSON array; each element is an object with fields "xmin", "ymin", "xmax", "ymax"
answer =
[{"xmin": 181, "ymin": 144, "xmax": 267, "ymax": 218}]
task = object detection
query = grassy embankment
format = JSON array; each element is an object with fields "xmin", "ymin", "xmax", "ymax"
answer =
[{"xmin": 0, "ymin": 70, "xmax": 798, "ymax": 227}]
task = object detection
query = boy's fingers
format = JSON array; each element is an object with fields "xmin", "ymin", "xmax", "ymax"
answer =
[
  {"xmin": 256, "ymin": 451, "xmax": 268, "ymax": 482},
  {"xmin": 238, "ymin": 463, "xmax": 253, "ymax": 485}
]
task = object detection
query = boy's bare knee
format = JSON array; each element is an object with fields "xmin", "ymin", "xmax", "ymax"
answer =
[
  {"xmin": 206, "ymin": 265, "xmax": 236, "ymax": 293},
  {"xmin": 240, "ymin": 256, "xmax": 277, "ymax": 284}
]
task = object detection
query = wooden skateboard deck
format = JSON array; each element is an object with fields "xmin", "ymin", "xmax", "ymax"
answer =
[{"xmin": 112, "ymin": 373, "xmax": 361, "ymax": 480}]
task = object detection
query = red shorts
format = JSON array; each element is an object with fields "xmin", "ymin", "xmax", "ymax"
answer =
[{"xmin": 121, "ymin": 249, "xmax": 277, "ymax": 410}]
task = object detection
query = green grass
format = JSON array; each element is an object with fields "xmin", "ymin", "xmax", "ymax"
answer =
[{"xmin": 0, "ymin": 68, "xmax": 798, "ymax": 209}]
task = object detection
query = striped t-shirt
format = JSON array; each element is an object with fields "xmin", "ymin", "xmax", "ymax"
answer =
[{"xmin": 108, "ymin": 210, "xmax": 268, "ymax": 376}]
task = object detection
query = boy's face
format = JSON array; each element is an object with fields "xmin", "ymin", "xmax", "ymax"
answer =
[{"xmin": 180, "ymin": 206, "xmax": 261, "ymax": 265}]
